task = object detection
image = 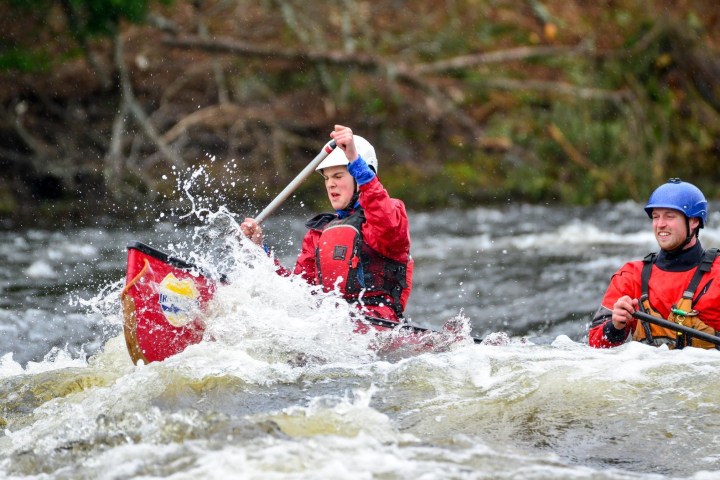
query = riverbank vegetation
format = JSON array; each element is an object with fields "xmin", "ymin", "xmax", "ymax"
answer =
[{"xmin": 1, "ymin": 0, "xmax": 719, "ymax": 228}]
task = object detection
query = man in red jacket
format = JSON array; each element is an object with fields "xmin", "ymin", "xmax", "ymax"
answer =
[
  {"xmin": 240, "ymin": 125, "xmax": 413, "ymax": 324},
  {"xmin": 588, "ymin": 179, "xmax": 720, "ymax": 349}
]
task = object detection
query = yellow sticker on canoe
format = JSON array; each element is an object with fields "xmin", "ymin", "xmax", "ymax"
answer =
[{"xmin": 157, "ymin": 273, "xmax": 201, "ymax": 327}]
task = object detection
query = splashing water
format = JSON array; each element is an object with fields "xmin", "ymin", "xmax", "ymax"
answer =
[{"xmin": 5, "ymin": 163, "xmax": 720, "ymax": 478}]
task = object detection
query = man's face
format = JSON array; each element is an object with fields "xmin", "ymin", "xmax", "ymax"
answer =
[
  {"xmin": 651, "ymin": 207, "xmax": 699, "ymax": 251},
  {"xmin": 322, "ymin": 165, "xmax": 355, "ymax": 210}
]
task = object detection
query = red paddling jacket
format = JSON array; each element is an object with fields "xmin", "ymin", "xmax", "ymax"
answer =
[
  {"xmin": 277, "ymin": 157, "xmax": 412, "ymax": 322},
  {"xmin": 588, "ymin": 242, "xmax": 720, "ymax": 349}
]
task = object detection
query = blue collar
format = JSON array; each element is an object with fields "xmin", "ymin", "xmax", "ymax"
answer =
[{"xmin": 336, "ymin": 199, "xmax": 361, "ymax": 219}]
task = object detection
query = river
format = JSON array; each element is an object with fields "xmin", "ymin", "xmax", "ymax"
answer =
[{"xmin": 2, "ymin": 198, "xmax": 720, "ymax": 479}]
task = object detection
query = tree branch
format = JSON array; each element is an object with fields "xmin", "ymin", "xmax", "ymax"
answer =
[
  {"xmin": 163, "ymin": 34, "xmax": 487, "ymax": 137},
  {"xmin": 115, "ymin": 34, "xmax": 184, "ymax": 168},
  {"xmin": 163, "ymin": 35, "xmax": 380, "ymax": 70},
  {"xmin": 161, "ymin": 103, "xmax": 246, "ymax": 143},
  {"xmin": 413, "ymin": 43, "xmax": 593, "ymax": 75},
  {"xmin": 547, "ymin": 123, "xmax": 595, "ymax": 172}
]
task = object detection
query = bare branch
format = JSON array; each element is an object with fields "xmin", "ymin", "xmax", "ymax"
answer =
[
  {"xmin": 163, "ymin": 34, "xmax": 487, "ymax": 138},
  {"xmin": 161, "ymin": 103, "xmax": 246, "ymax": 143},
  {"xmin": 195, "ymin": 3, "xmax": 229, "ymax": 105},
  {"xmin": 108, "ymin": 100, "xmax": 129, "ymax": 160},
  {"xmin": 163, "ymin": 35, "xmax": 380, "ymax": 70},
  {"xmin": 12, "ymin": 111, "xmax": 53, "ymax": 158},
  {"xmin": 164, "ymin": 36, "xmax": 626, "ymax": 142},
  {"xmin": 115, "ymin": 34, "xmax": 184, "ymax": 168},
  {"xmin": 547, "ymin": 123, "xmax": 595, "ymax": 172},
  {"xmin": 0, "ymin": 146, "xmax": 34, "ymax": 165},
  {"xmin": 413, "ymin": 43, "xmax": 593, "ymax": 75}
]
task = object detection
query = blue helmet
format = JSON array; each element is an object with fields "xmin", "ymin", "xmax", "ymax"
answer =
[{"xmin": 644, "ymin": 178, "xmax": 708, "ymax": 227}]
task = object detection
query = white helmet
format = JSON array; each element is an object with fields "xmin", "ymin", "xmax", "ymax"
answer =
[{"xmin": 315, "ymin": 135, "xmax": 378, "ymax": 174}]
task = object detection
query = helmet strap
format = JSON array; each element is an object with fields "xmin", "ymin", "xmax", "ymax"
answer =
[{"xmin": 665, "ymin": 217, "xmax": 698, "ymax": 255}]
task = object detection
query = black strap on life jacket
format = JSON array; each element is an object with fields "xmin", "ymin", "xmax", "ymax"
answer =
[
  {"xmin": 678, "ymin": 248, "xmax": 717, "ymax": 348},
  {"xmin": 639, "ymin": 252, "xmax": 658, "ymax": 344},
  {"xmin": 685, "ymin": 248, "xmax": 718, "ymax": 302},
  {"xmin": 640, "ymin": 248, "xmax": 718, "ymax": 347},
  {"xmin": 353, "ymin": 247, "xmax": 408, "ymax": 317}
]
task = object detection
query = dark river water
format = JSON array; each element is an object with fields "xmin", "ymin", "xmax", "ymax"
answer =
[{"xmin": 2, "ymin": 201, "xmax": 720, "ymax": 479}]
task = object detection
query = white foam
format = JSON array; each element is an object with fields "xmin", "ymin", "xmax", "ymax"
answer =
[
  {"xmin": 0, "ymin": 352, "xmax": 24, "ymax": 378},
  {"xmin": 504, "ymin": 222, "xmax": 655, "ymax": 250},
  {"xmin": 25, "ymin": 259, "xmax": 56, "ymax": 278}
]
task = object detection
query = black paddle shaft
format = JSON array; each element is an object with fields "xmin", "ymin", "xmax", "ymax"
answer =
[{"xmin": 632, "ymin": 310, "xmax": 720, "ymax": 347}]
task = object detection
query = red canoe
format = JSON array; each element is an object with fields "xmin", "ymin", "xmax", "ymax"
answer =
[
  {"xmin": 121, "ymin": 242, "xmax": 480, "ymax": 364},
  {"xmin": 121, "ymin": 242, "xmax": 216, "ymax": 364}
]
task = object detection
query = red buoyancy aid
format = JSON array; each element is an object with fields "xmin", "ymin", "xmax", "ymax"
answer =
[
  {"xmin": 634, "ymin": 248, "xmax": 719, "ymax": 349},
  {"xmin": 311, "ymin": 208, "xmax": 413, "ymax": 316},
  {"xmin": 589, "ymin": 246, "xmax": 720, "ymax": 349}
]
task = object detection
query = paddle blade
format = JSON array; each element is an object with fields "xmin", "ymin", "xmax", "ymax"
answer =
[{"xmin": 121, "ymin": 242, "xmax": 216, "ymax": 364}]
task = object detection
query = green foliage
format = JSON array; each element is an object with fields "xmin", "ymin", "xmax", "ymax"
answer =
[
  {"xmin": 4, "ymin": 0, "xmax": 172, "ymax": 39},
  {"xmin": 69, "ymin": 0, "xmax": 173, "ymax": 37},
  {"xmin": 0, "ymin": 0, "xmax": 173, "ymax": 75},
  {"xmin": 0, "ymin": 47, "xmax": 50, "ymax": 72},
  {"xmin": 2, "ymin": 0, "xmax": 720, "ymax": 222}
]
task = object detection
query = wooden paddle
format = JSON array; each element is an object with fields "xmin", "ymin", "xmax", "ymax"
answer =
[{"xmin": 632, "ymin": 310, "xmax": 720, "ymax": 347}]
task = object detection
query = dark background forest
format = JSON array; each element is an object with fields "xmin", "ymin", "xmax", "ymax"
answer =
[{"xmin": 1, "ymin": 0, "xmax": 719, "ymax": 229}]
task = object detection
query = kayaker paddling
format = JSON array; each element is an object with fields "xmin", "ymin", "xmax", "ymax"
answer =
[
  {"xmin": 588, "ymin": 179, "xmax": 720, "ymax": 349},
  {"xmin": 240, "ymin": 125, "xmax": 413, "ymax": 326}
]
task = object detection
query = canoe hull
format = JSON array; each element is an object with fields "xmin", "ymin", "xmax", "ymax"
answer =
[
  {"xmin": 120, "ymin": 242, "xmax": 465, "ymax": 364},
  {"xmin": 121, "ymin": 242, "xmax": 214, "ymax": 364}
]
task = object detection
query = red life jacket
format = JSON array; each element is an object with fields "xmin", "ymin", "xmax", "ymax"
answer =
[
  {"xmin": 635, "ymin": 248, "xmax": 719, "ymax": 349},
  {"xmin": 309, "ymin": 208, "xmax": 412, "ymax": 316}
]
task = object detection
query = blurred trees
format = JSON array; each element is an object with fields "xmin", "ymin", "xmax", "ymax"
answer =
[{"xmin": 0, "ymin": 1, "xmax": 719, "ymax": 227}]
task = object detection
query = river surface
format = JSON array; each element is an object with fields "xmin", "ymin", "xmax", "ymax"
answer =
[{"xmin": 2, "ymin": 199, "xmax": 720, "ymax": 479}]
